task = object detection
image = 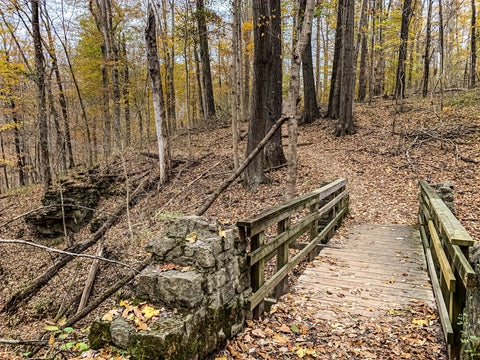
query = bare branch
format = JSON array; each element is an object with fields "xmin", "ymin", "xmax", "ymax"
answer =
[{"xmin": 0, "ymin": 239, "xmax": 138, "ymax": 273}]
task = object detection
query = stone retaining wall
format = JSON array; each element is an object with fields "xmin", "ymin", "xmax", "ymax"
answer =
[{"xmin": 89, "ymin": 216, "xmax": 251, "ymax": 360}]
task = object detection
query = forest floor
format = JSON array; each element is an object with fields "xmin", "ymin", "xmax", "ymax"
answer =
[{"xmin": 0, "ymin": 91, "xmax": 479, "ymax": 359}]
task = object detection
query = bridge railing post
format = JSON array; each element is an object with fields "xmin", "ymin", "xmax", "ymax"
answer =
[{"xmin": 250, "ymin": 231, "xmax": 265, "ymax": 319}]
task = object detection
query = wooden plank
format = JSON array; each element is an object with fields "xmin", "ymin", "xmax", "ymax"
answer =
[
  {"xmin": 238, "ymin": 178, "xmax": 347, "ymax": 236},
  {"xmin": 419, "ymin": 224, "xmax": 430, "ymax": 254},
  {"xmin": 424, "ymin": 246, "xmax": 455, "ymax": 344},
  {"xmin": 248, "ymin": 208, "xmax": 346, "ymax": 310},
  {"xmin": 419, "ymin": 181, "xmax": 474, "ymax": 247},
  {"xmin": 427, "ymin": 220, "xmax": 456, "ymax": 292}
]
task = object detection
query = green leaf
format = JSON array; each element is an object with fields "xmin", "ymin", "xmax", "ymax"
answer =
[
  {"xmin": 45, "ymin": 326, "xmax": 59, "ymax": 331},
  {"xmin": 22, "ymin": 352, "xmax": 32, "ymax": 357},
  {"xmin": 63, "ymin": 327, "xmax": 75, "ymax": 332},
  {"xmin": 58, "ymin": 334, "xmax": 68, "ymax": 339},
  {"xmin": 65, "ymin": 342, "xmax": 75, "ymax": 348},
  {"xmin": 290, "ymin": 324, "xmax": 299, "ymax": 333},
  {"xmin": 78, "ymin": 342, "xmax": 89, "ymax": 351}
]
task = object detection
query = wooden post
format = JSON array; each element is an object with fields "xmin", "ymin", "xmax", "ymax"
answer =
[
  {"xmin": 308, "ymin": 203, "xmax": 319, "ymax": 261},
  {"xmin": 274, "ymin": 218, "xmax": 290, "ymax": 299},
  {"xmin": 251, "ymin": 231, "xmax": 265, "ymax": 319}
]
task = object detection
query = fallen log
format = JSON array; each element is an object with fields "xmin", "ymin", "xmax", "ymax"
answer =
[
  {"xmin": 77, "ymin": 244, "xmax": 104, "ymax": 313},
  {"xmin": 0, "ymin": 339, "xmax": 48, "ymax": 346},
  {"xmin": 62, "ymin": 258, "xmax": 151, "ymax": 328},
  {"xmin": 1, "ymin": 177, "xmax": 157, "ymax": 314}
]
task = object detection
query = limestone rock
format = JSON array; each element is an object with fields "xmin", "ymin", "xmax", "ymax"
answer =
[{"xmin": 111, "ymin": 318, "xmax": 135, "ymax": 348}]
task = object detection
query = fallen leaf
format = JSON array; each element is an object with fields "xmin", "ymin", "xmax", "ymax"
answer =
[{"xmin": 186, "ymin": 232, "xmax": 197, "ymax": 243}]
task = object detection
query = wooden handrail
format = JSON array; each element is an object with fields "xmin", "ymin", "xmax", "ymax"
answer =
[
  {"xmin": 238, "ymin": 179, "xmax": 348, "ymax": 319},
  {"xmin": 418, "ymin": 180, "xmax": 476, "ymax": 356},
  {"xmin": 238, "ymin": 178, "xmax": 347, "ymax": 237}
]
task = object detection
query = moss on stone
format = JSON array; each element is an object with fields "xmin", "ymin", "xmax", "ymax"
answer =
[{"xmin": 88, "ymin": 320, "xmax": 112, "ymax": 349}]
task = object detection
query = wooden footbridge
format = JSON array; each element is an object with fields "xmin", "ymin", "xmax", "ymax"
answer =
[{"xmin": 237, "ymin": 179, "xmax": 477, "ymax": 359}]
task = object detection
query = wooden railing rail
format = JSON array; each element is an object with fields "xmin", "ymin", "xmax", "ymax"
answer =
[
  {"xmin": 418, "ymin": 180, "xmax": 476, "ymax": 356},
  {"xmin": 237, "ymin": 178, "xmax": 348, "ymax": 319}
]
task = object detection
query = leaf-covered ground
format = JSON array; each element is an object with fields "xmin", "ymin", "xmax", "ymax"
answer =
[{"xmin": 0, "ymin": 93, "xmax": 479, "ymax": 359}]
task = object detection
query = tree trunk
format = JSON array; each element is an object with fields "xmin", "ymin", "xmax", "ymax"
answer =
[
  {"xmin": 471, "ymin": 0, "xmax": 477, "ymax": 88},
  {"xmin": 335, "ymin": 0, "xmax": 355, "ymax": 136},
  {"xmin": 46, "ymin": 76, "xmax": 67, "ymax": 173},
  {"xmin": 264, "ymin": 0, "xmax": 287, "ymax": 168},
  {"xmin": 299, "ymin": 0, "xmax": 320, "ymax": 125},
  {"xmin": 232, "ymin": 0, "xmax": 242, "ymax": 170},
  {"xmin": 245, "ymin": 0, "xmax": 272, "ymax": 190},
  {"xmin": 122, "ymin": 35, "xmax": 131, "ymax": 146},
  {"xmin": 422, "ymin": 0, "xmax": 432, "ymax": 97},
  {"xmin": 395, "ymin": 0, "xmax": 413, "ymax": 99},
  {"xmin": 44, "ymin": 14, "xmax": 75, "ymax": 169},
  {"xmin": 327, "ymin": 0, "xmax": 344, "ymax": 119},
  {"xmin": 357, "ymin": 32, "xmax": 368, "ymax": 101},
  {"xmin": 146, "ymin": 3, "xmax": 171, "ymax": 185},
  {"xmin": 31, "ymin": 0, "xmax": 51, "ymax": 185},
  {"xmin": 195, "ymin": 0, "xmax": 216, "ymax": 120},
  {"xmin": 439, "ymin": 0, "xmax": 445, "ymax": 108},
  {"xmin": 356, "ymin": 0, "xmax": 369, "ymax": 102},
  {"xmin": 285, "ymin": 0, "xmax": 316, "ymax": 199}
]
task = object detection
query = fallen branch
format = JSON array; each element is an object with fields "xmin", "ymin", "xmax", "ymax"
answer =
[
  {"xmin": 195, "ymin": 114, "xmax": 292, "ymax": 216},
  {"xmin": 62, "ymin": 258, "xmax": 151, "ymax": 328},
  {"xmin": 1, "ymin": 177, "xmax": 157, "ymax": 314},
  {"xmin": 77, "ymin": 244, "xmax": 103, "ymax": 312},
  {"xmin": 0, "ymin": 339, "xmax": 48, "ymax": 346},
  {"xmin": 0, "ymin": 239, "xmax": 136, "ymax": 272}
]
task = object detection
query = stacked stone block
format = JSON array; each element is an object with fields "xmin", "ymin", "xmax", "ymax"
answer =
[{"xmin": 89, "ymin": 216, "xmax": 251, "ymax": 360}]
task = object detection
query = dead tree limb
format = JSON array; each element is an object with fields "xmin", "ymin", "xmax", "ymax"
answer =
[
  {"xmin": 77, "ymin": 244, "xmax": 104, "ymax": 313},
  {"xmin": 195, "ymin": 114, "xmax": 293, "ymax": 216},
  {"xmin": 1, "ymin": 177, "xmax": 157, "ymax": 314},
  {"xmin": 0, "ymin": 240, "xmax": 136, "ymax": 273},
  {"xmin": 0, "ymin": 339, "xmax": 48, "ymax": 346},
  {"xmin": 62, "ymin": 258, "xmax": 151, "ymax": 328}
]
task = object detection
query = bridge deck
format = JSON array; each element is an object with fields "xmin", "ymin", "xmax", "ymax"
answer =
[{"xmin": 294, "ymin": 224, "xmax": 436, "ymax": 320}]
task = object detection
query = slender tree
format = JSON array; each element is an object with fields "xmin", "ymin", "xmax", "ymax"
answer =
[
  {"xmin": 470, "ymin": 0, "xmax": 476, "ymax": 88},
  {"xmin": 31, "ymin": 0, "xmax": 51, "ymax": 185},
  {"xmin": 146, "ymin": 2, "xmax": 171, "ymax": 184},
  {"xmin": 299, "ymin": 0, "xmax": 320, "ymax": 124},
  {"xmin": 195, "ymin": 0, "xmax": 216, "ymax": 120},
  {"xmin": 395, "ymin": 0, "xmax": 413, "ymax": 99},
  {"xmin": 422, "ymin": 0, "xmax": 433, "ymax": 97}
]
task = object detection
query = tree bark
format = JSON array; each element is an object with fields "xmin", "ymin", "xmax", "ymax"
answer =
[
  {"xmin": 299, "ymin": 0, "xmax": 320, "ymax": 125},
  {"xmin": 335, "ymin": 0, "xmax": 355, "ymax": 136},
  {"xmin": 264, "ymin": 0, "xmax": 287, "ymax": 168},
  {"xmin": 195, "ymin": 0, "xmax": 216, "ymax": 120},
  {"xmin": 285, "ymin": 0, "xmax": 316, "ymax": 199},
  {"xmin": 44, "ymin": 13, "xmax": 75, "ymax": 168},
  {"xmin": 356, "ymin": 0, "xmax": 369, "ymax": 102},
  {"xmin": 232, "ymin": 0, "xmax": 242, "ymax": 170},
  {"xmin": 326, "ymin": 0, "xmax": 344, "ymax": 119},
  {"xmin": 122, "ymin": 35, "xmax": 131, "ymax": 146},
  {"xmin": 146, "ymin": 3, "xmax": 171, "ymax": 185},
  {"xmin": 31, "ymin": 0, "xmax": 51, "ymax": 185},
  {"xmin": 395, "ymin": 0, "xmax": 413, "ymax": 99},
  {"xmin": 471, "ymin": 0, "xmax": 477, "ymax": 88},
  {"xmin": 245, "ymin": 0, "xmax": 272, "ymax": 190},
  {"xmin": 422, "ymin": 0, "xmax": 433, "ymax": 97}
]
